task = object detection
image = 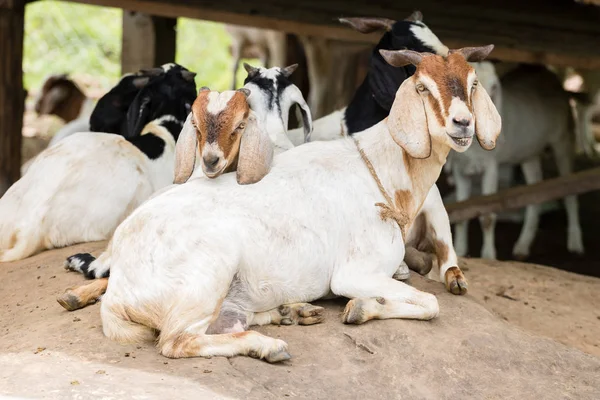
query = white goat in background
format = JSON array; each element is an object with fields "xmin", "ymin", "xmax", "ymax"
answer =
[
  {"xmin": 449, "ymin": 62, "xmax": 584, "ymax": 260},
  {"xmin": 97, "ymin": 46, "xmax": 500, "ymax": 362},
  {"xmin": 0, "ymin": 65, "xmax": 197, "ymax": 263}
]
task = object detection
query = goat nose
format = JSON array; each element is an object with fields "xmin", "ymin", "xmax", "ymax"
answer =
[
  {"xmin": 203, "ymin": 155, "xmax": 220, "ymax": 168},
  {"xmin": 452, "ymin": 116, "xmax": 472, "ymax": 127}
]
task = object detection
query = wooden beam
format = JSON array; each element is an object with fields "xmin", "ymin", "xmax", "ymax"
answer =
[
  {"xmin": 121, "ymin": 10, "xmax": 177, "ymax": 74},
  {"xmin": 62, "ymin": 0, "xmax": 600, "ymax": 69},
  {"xmin": 446, "ymin": 167, "xmax": 600, "ymax": 224},
  {"xmin": 0, "ymin": 0, "xmax": 25, "ymax": 196}
]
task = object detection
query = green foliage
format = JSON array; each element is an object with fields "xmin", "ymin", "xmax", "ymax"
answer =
[{"xmin": 23, "ymin": 1, "xmax": 260, "ymax": 93}]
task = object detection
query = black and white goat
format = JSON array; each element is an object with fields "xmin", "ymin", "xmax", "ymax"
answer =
[
  {"xmin": 285, "ymin": 12, "xmax": 448, "ymax": 144},
  {"xmin": 0, "ymin": 64, "xmax": 197, "ymax": 262}
]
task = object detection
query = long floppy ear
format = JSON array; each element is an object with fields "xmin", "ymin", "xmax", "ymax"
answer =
[
  {"xmin": 237, "ymin": 111, "xmax": 274, "ymax": 185},
  {"xmin": 282, "ymin": 84, "xmax": 313, "ymax": 142},
  {"xmin": 472, "ymin": 83, "xmax": 502, "ymax": 150},
  {"xmin": 38, "ymin": 85, "xmax": 70, "ymax": 114},
  {"xmin": 173, "ymin": 113, "xmax": 198, "ymax": 184},
  {"xmin": 387, "ymin": 77, "xmax": 431, "ymax": 159}
]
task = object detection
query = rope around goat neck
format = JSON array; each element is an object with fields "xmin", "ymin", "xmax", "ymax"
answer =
[{"xmin": 351, "ymin": 136, "xmax": 410, "ymax": 236}]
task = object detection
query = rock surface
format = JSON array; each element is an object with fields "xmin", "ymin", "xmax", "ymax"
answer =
[{"xmin": 1, "ymin": 242, "xmax": 599, "ymax": 399}]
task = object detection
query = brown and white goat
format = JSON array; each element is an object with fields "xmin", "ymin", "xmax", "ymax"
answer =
[
  {"xmin": 95, "ymin": 46, "xmax": 500, "ymax": 362},
  {"xmin": 34, "ymin": 74, "xmax": 89, "ymax": 123}
]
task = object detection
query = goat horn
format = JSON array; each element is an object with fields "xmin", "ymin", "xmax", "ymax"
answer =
[
  {"xmin": 139, "ymin": 67, "xmax": 164, "ymax": 76},
  {"xmin": 282, "ymin": 64, "xmax": 298, "ymax": 77},
  {"xmin": 237, "ymin": 88, "xmax": 251, "ymax": 98},
  {"xmin": 243, "ymin": 63, "xmax": 260, "ymax": 76},
  {"xmin": 404, "ymin": 10, "xmax": 423, "ymax": 22},
  {"xmin": 449, "ymin": 45, "xmax": 495, "ymax": 62},
  {"xmin": 339, "ymin": 17, "xmax": 395, "ymax": 33},
  {"xmin": 181, "ymin": 70, "xmax": 197, "ymax": 81},
  {"xmin": 379, "ymin": 49, "xmax": 424, "ymax": 67}
]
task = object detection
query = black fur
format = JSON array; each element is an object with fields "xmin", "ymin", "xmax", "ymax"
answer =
[
  {"xmin": 127, "ymin": 133, "xmax": 166, "ymax": 160},
  {"xmin": 243, "ymin": 69, "xmax": 293, "ymax": 118},
  {"xmin": 345, "ymin": 20, "xmax": 441, "ymax": 135},
  {"xmin": 65, "ymin": 253, "xmax": 108, "ymax": 279}
]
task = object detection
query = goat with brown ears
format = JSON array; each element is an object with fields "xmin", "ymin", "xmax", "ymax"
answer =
[{"xmin": 95, "ymin": 45, "xmax": 500, "ymax": 363}]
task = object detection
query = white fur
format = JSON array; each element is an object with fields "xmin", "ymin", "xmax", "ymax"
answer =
[
  {"xmin": 206, "ymin": 91, "xmax": 237, "ymax": 115},
  {"xmin": 410, "ymin": 23, "xmax": 449, "ymax": 56},
  {"xmin": 0, "ymin": 125, "xmax": 176, "ymax": 263},
  {"xmin": 97, "ymin": 55, "xmax": 501, "ymax": 361}
]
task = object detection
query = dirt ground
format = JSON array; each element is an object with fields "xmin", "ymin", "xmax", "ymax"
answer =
[{"xmin": 1, "ymin": 242, "xmax": 599, "ymax": 399}]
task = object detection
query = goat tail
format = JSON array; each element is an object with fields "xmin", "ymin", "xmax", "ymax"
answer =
[
  {"xmin": 0, "ymin": 228, "xmax": 42, "ymax": 263},
  {"xmin": 100, "ymin": 299, "xmax": 157, "ymax": 344},
  {"xmin": 65, "ymin": 250, "xmax": 111, "ymax": 279}
]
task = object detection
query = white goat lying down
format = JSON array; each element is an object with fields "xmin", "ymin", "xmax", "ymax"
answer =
[
  {"xmin": 0, "ymin": 64, "xmax": 197, "ymax": 263},
  {"xmin": 98, "ymin": 46, "xmax": 501, "ymax": 362},
  {"xmin": 449, "ymin": 62, "xmax": 583, "ymax": 260},
  {"xmin": 279, "ymin": 13, "xmax": 464, "ymax": 283},
  {"xmin": 57, "ymin": 65, "xmax": 313, "ymax": 311}
]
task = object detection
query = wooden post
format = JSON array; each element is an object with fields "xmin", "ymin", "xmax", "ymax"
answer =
[
  {"xmin": 446, "ymin": 167, "xmax": 600, "ymax": 223},
  {"xmin": 0, "ymin": 0, "xmax": 25, "ymax": 196},
  {"xmin": 121, "ymin": 11, "xmax": 177, "ymax": 74}
]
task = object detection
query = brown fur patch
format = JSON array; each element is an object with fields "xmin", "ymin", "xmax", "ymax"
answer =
[
  {"xmin": 163, "ymin": 333, "xmax": 197, "ymax": 358},
  {"xmin": 58, "ymin": 278, "xmax": 108, "ymax": 310},
  {"xmin": 36, "ymin": 76, "xmax": 86, "ymax": 122},
  {"xmin": 191, "ymin": 91, "xmax": 250, "ymax": 162},
  {"xmin": 433, "ymin": 239, "xmax": 450, "ymax": 268},
  {"xmin": 416, "ymin": 53, "xmax": 474, "ymax": 124},
  {"xmin": 394, "ymin": 189, "xmax": 415, "ymax": 221}
]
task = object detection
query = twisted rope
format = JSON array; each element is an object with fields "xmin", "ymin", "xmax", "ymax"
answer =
[{"xmin": 352, "ymin": 137, "xmax": 410, "ymax": 236}]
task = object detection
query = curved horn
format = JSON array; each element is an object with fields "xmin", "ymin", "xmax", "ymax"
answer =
[
  {"xmin": 339, "ymin": 17, "xmax": 396, "ymax": 33},
  {"xmin": 449, "ymin": 45, "xmax": 495, "ymax": 62},
  {"xmin": 379, "ymin": 49, "xmax": 424, "ymax": 67},
  {"xmin": 404, "ymin": 10, "xmax": 423, "ymax": 22},
  {"xmin": 243, "ymin": 62, "xmax": 260, "ymax": 78},
  {"xmin": 281, "ymin": 64, "xmax": 299, "ymax": 77},
  {"xmin": 181, "ymin": 70, "xmax": 197, "ymax": 82}
]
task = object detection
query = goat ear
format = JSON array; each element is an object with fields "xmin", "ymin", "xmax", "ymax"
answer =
[
  {"xmin": 126, "ymin": 95, "xmax": 151, "ymax": 137},
  {"xmin": 282, "ymin": 64, "xmax": 298, "ymax": 77},
  {"xmin": 450, "ymin": 45, "xmax": 494, "ymax": 62},
  {"xmin": 472, "ymin": 83, "xmax": 502, "ymax": 150},
  {"xmin": 236, "ymin": 111, "xmax": 274, "ymax": 185},
  {"xmin": 387, "ymin": 77, "xmax": 431, "ymax": 159},
  {"xmin": 287, "ymin": 85, "xmax": 313, "ymax": 142},
  {"xmin": 37, "ymin": 85, "xmax": 69, "ymax": 115},
  {"xmin": 174, "ymin": 113, "xmax": 198, "ymax": 184},
  {"xmin": 339, "ymin": 17, "xmax": 395, "ymax": 33}
]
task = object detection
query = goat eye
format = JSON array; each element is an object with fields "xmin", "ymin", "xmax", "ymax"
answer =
[
  {"xmin": 237, "ymin": 122, "xmax": 246, "ymax": 130},
  {"xmin": 416, "ymin": 83, "xmax": 427, "ymax": 93}
]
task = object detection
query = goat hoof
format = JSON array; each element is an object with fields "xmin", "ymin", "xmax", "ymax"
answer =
[
  {"xmin": 265, "ymin": 349, "xmax": 292, "ymax": 363},
  {"xmin": 445, "ymin": 267, "xmax": 468, "ymax": 295},
  {"xmin": 57, "ymin": 291, "xmax": 88, "ymax": 311},
  {"xmin": 342, "ymin": 299, "xmax": 368, "ymax": 325},
  {"xmin": 275, "ymin": 303, "xmax": 324, "ymax": 326},
  {"xmin": 392, "ymin": 262, "xmax": 410, "ymax": 281}
]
